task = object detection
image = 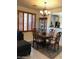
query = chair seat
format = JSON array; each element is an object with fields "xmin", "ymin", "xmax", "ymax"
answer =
[
  {"xmin": 46, "ymin": 39, "xmax": 49, "ymax": 42},
  {"xmin": 50, "ymin": 40, "xmax": 55, "ymax": 44},
  {"xmin": 36, "ymin": 39, "xmax": 43, "ymax": 42}
]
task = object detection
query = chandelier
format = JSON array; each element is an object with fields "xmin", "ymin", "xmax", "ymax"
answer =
[{"xmin": 40, "ymin": 2, "xmax": 50, "ymax": 16}]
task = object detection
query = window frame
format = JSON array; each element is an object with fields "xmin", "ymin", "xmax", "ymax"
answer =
[{"xmin": 17, "ymin": 10, "xmax": 36, "ymax": 32}]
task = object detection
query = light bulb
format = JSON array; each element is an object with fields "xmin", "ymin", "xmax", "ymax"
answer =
[
  {"xmin": 40, "ymin": 10, "xmax": 43, "ymax": 14},
  {"xmin": 48, "ymin": 11, "xmax": 50, "ymax": 14},
  {"xmin": 44, "ymin": 10, "xmax": 47, "ymax": 14}
]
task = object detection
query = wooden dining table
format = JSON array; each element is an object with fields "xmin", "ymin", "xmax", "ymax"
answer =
[
  {"xmin": 37, "ymin": 32, "xmax": 52, "ymax": 47},
  {"xmin": 38, "ymin": 33, "xmax": 51, "ymax": 39}
]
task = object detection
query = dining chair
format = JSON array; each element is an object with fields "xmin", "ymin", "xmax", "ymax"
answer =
[
  {"xmin": 32, "ymin": 31, "xmax": 37, "ymax": 47},
  {"xmin": 32, "ymin": 31, "xmax": 43, "ymax": 48},
  {"xmin": 45, "ymin": 29, "xmax": 54, "ymax": 48},
  {"xmin": 49, "ymin": 32, "xmax": 62, "ymax": 51}
]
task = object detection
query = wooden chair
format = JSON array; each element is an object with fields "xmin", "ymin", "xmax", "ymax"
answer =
[
  {"xmin": 32, "ymin": 32, "xmax": 43, "ymax": 48},
  {"xmin": 32, "ymin": 31, "xmax": 37, "ymax": 47},
  {"xmin": 50, "ymin": 32, "xmax": 62, "ymax": 51},
  {"xmin": 45, "ymin": 29, "xmax": 54, "ymax": 48}
]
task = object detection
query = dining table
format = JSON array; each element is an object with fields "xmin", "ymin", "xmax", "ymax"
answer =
[{"xmin": 37, "ymin": 32, "xmax": 52, "ymax": 47}]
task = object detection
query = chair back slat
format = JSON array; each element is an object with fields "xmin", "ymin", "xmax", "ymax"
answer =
[{"xmin": 55, "ymin": 32, "xmax": 62, "ymax": 42}]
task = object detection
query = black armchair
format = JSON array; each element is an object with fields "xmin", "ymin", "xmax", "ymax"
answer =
[{"xmin": 17, "ymin": 31, "xmax": 31, "ymax": 56}]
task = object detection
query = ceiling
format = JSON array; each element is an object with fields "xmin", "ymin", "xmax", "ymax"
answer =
[{"xmin": 17, "ymin": 0, "xmax": 62, "ymax": 10}]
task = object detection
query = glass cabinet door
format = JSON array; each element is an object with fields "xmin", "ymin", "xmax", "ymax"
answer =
[{"xmin": 39, "ymin": 17, "xmax": 47, "ymax": 32}]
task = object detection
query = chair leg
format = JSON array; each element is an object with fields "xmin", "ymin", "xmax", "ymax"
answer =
[
  {"xmin": 33, "ymin": 41, "xmax": 34, "ymax": 47},
  {"xmin": 36, "ymin": 43, "xmax": 39, "ymax": 49},
  {"xmin": 33, "ymin": 41, "xmax": 36, "ymax": 48},
  {"xmin": 36, "ymin": 42, "xmax": 42, "ymax": 49},
  {"xmin": 55, "ymin": 43, "xmax": 59, "ymax": 51}
]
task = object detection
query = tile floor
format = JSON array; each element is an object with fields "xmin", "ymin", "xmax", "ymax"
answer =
[{"xmin": 19, "ymin": 47, "xmax": 62, "ymax": 59}]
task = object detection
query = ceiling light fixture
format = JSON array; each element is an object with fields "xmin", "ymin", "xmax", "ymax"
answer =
[{"xmin": 40, "ymin": 2, "xmax": 50, "ymax": 16}]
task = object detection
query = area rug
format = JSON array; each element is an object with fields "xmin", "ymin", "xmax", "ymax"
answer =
[{"xmin": 30, "ymin": 41, "xmax": 62, "ymax": 59}]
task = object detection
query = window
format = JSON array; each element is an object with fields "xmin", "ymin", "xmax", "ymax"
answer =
[
  {"xmin": 32, "ymin": 15, "xmax": 35, "ymax": 29},
  {"xmin": 24, "ymin": 13, "xmax": 27, "ymax": 31},
  {"xmin": 18, "ymin": 11, "xmax": 36, "ymax": 31},
  {"xmin": 28, "ymin": 14, "xmax": 32, "ymax": 30},
  {"xmin": 18, "ymin": 12, "xmax": 23, "ymax": 31}
]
